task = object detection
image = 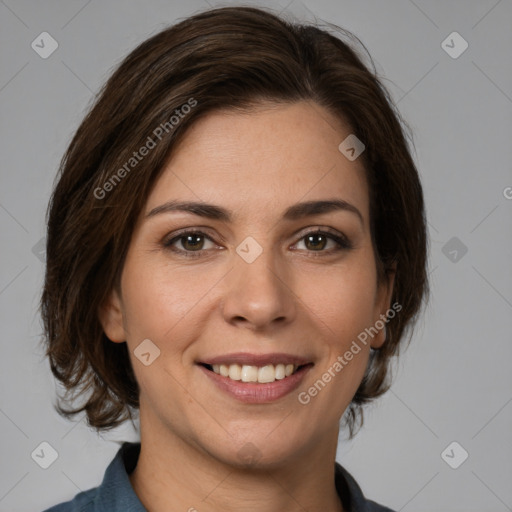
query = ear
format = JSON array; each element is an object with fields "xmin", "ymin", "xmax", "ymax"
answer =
[
  {"xmin": 370, "ymin": 263, "xmax": 397, "ymax": 349},
  {"xmin": 98, "ymin": 288, "xmax": 126, "ymax": 343}
]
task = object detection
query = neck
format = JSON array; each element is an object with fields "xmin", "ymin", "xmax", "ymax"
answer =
[{"xmin": 129, "ymin": 411, "xmax": 345, "ymax": 512}]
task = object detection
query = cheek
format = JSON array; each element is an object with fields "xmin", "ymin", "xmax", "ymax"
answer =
[
  {"xmin": 298, "ymin": 258, "xmax": 378, "ymax": 344},
  {"xmin": 297, "ymin": 266, "xmax": 375, "ymax": 414},
  {"xmin": 120, "ymin": 255, "xmax": 212, "ymax": 341}
]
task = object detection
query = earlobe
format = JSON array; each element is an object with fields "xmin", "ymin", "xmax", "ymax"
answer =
[
  {"xmin": 98, "ymin": 289, "xmax": 126, "ymax": 343},
  {"xmin": 370, "ymin": 265, "xmax": 397, "ymax": 350}
]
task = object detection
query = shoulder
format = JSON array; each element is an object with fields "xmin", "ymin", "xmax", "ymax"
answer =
[
  {"xmin": 41, "ymin": 487, "xmax": 97, "ymax": 512},
  {"xmin": 335, "ymin": 462, "xmax": 396, "ymax": 512},
  {"xmin": 41, "ymin": 442, "xmax": 143, "ymax": 512}
]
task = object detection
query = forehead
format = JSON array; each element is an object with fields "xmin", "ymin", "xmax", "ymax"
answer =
[{"xmin": 145, "ymin": 101, "xmax": 369, "ymax": 225}]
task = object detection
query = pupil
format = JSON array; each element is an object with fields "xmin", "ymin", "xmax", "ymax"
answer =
[
  {"xmin": 184, "ymin": 234, "xmax": 203, "ymax": 250},
  {"xmin": 307, "ymin": 234, "xmax": 325, "ymax": 250}
]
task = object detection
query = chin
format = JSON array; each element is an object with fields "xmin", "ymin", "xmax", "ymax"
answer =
[{"xmin": 200, "ymin": 429, "xmax": 309, "ymax": 471}]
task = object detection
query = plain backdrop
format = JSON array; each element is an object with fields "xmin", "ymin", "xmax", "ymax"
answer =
[{"xmin": 0, "ymin": 1, "xmax": 511, "ymax": 511}]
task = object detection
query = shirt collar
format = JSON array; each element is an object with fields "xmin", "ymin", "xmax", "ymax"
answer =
[{"xmin": 95, "ymin": 442, "xmax": 146, "ymax": 511}]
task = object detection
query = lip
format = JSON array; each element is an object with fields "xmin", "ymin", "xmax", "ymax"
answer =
[
  {"xmin": 200, "ymin": 352, "xmax": 312, "ymax": 367},
  {"xmin": 198, "ymin": 361, "xmax": 314, "ymax": 404}
]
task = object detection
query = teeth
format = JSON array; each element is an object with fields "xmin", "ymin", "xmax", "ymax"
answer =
[
  {"xmin": 241, "ymin": 365, "xmax": 258, "ymax": 382},
  {"xmin": 209, "ymin": 363, "xmax": 299, "ymax": 383},
  {"xmin": 258, "ymin": 365, "xmax": 275, "ymax": 383},
  {"xmin": 275, "ymin": 364, "xmax": 285, "ymax": 380},
  {"xmin": 228, "ymin": 364, "xmax": 241, "ymax": 380}
]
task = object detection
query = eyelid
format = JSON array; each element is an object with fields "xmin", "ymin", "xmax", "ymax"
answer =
[
  {"xmin": 162, "ymin": 226, "xmax": 223, "ymax": 244},
  {"xmin": 292, "ymin": 226, "xmax": 348, "ymax": 243}
]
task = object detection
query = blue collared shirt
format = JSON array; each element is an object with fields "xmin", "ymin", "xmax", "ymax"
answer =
[{"xmin": 42, "ymin": 442, "xmax": 395, "ymax": 512}]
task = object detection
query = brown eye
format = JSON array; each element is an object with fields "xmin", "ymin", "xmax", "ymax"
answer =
[
  {"xmin": 163, "ymin": 230, "xmax": 217, "ymax": 258},
  {"xmin": 179, "ymin": 233, "xmax": 205, "ymax": 251},
  {"xmin": 304, "ymin": 233, "xmax": 329, "ymax": 251},
  {"xmin": 294, "ymin": 229, "xmax": 352, "ymax": 253}
]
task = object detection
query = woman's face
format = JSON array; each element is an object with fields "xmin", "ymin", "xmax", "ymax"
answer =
[{"xmin": 101, "ymin": 100, "xmax": 395, "ymax": 467}]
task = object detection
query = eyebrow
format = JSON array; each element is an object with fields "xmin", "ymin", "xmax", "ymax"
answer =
[{"xmin": 146, "ymin": 198, "xmax": 364, "ymax": 225}]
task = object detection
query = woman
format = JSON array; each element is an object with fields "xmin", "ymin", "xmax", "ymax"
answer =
[{"xmin": 41, "ymin": 5, "xmax": 428, "ymax": 511}]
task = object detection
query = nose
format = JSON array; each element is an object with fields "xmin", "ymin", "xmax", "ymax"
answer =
[{"xmin": 221, "ymin": 247, "xmax": 296, "ymax": 332}]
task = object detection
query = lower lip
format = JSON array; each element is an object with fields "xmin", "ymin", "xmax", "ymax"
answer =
[{"xmin": 198, "ymin": 364, "xmax": 312, "ymax": 404}]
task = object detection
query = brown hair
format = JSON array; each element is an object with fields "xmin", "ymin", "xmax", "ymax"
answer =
[{"xmin": 40, "ymin": 5, "xmax": 429, "ymax": 437}]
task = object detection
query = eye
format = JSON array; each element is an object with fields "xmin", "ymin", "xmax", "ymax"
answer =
[
  {"xmin": 163, "ymin": 230, "xmax": 217, "ymax": 258},
  {"xmin": 292, "ymin": 229, "xmax": 352, "ymax": 254},
  {"xmin": 162, "ymin": 227, "xmax": 352, "ymax": 259}
]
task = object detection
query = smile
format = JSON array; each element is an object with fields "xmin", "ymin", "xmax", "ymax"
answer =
[
  {"xmin": 204, "ymin": 363, "xmax": 300, "ymax": 383},
  {"xmin": 197, "ymin": 353, "xmax": 314, "ymax": 403}
]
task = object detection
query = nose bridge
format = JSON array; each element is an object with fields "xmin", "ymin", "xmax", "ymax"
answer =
[{"xmin": 222, "ymin": 237, "xmax": 295, "ymax": 328}]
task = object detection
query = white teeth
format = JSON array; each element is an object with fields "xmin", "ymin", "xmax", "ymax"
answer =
[
  {"xmin": 241, "ymin": 365, "xmax": 258, "ymax": 382},
  {"xmin": 257, "ymin": 365, "xmax": 275, "ymax": 383},
  {"xmin": 209, "ymin": 363, "xmax": 300, "ymax": 383},
  {"xmin": 275, "ymin": 364, "xmax": 285, "ymax": 380},
  {"xmin": 228, "ymin": 364, "xmax": 241, "ymax": 380}
]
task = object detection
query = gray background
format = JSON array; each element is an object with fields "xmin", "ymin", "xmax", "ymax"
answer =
[{"xmin": 1, "ymin": 0, "xmax": 511, "ymax": 511}]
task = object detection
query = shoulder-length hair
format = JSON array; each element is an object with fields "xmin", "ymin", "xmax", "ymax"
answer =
[{"xmin": 40, "ymin": 5, "xmax": 429, "ymax": 437}]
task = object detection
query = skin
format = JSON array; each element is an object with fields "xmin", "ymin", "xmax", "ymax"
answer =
[{"xmin": 99, "ymin": 100, "xmax": 395, "ymax": 512}]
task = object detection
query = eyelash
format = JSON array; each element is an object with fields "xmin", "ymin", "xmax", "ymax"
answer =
[{"xmin": 162, "ymin": 228, "xmax": 353, "ymax": 259}]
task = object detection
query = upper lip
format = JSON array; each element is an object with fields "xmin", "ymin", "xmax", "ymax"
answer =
[{"xmin": 199, "ymin": 352, "xmax": 312, "ymax": 367}]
